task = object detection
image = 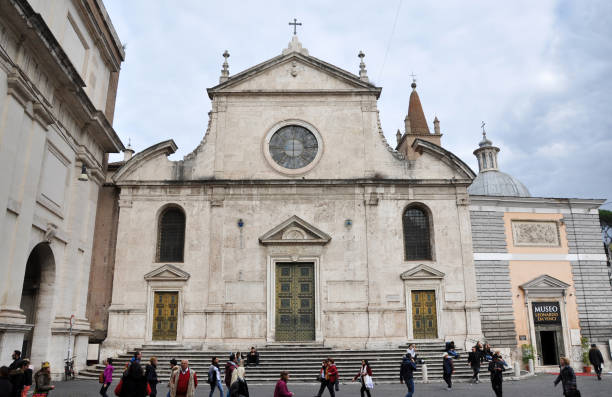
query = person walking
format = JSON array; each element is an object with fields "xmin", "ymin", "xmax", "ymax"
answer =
[
  {"xmin": 315, "ymin": 357, "xmax": 336, "ymax": 397},
  {"xmin": 33, "ymin": 362, "xmax": 54, "ymax": 395},
  {"xmin": 314, "ymin": 359, "xmax": 328, "ymax": 397},
  {"xmin": 488, "ymin": 352, "xmax": 505, "ymax": 397},
  {"xmin": 274, "ymin": 371, "xmax": 293, "ymax": 397},
  {"xmin": 145, "ymin": 357, "xmax": 159, "ymax": 397},
  {"xmin": 116, "ymin": 361, "xmax": 151, "ymax": 397},
  {"xmin": 229, "ymin": 366, "xmax": 249, "ymax": 397},
  {"xmin": 554, "ymin": 357, "xmax": 579, "ymax": 397},
  {"xmin": 442, "ymin": 353, "xmax": 454, "ymax": 391},
  {"xmin": 171, "ymin": 360, "xmax": 197, "ymax": 397},
  {"xmin": 0, "ymin": 366, "xmax": 13, "ymax": 397},
  {"xmin": 328, "ymin": 358, "xmax": 339, "ymax": 392},
  {"xmin": 353, "ymin": 359, "xmax": 373, "ymax": 397},
  {"xmin": 167, "ymin": 359, "xmax": 180, "ymax": 397},
  {"xmin": 224, "ymin": 354, "xmax": 237, "ymax": 397},
  {"xmin": 100, "ymin": 358, "xmax": 113, "ymax": 397},
  {"xmin": 208, "ymin": 357, "xmax": 224, "ymax": 397},
  {"xmin": 399, "ymin": 354, "xmax": 416, "ymax": 397},
  {"xmin": 468, "ymin": 346, "xmax": 481, "ymax": 383},
  {"xmin": 588, "ymin": 344, "xmax": 604, "ymax": 381}
]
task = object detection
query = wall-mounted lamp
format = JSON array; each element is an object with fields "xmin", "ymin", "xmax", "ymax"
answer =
[
  {"xmin": 237, "ymin": 218, "xmax": 244, "ymax": 228},
  {"xmin": 78, "ymin": 163, "xmax": 88, "ymax": 181}
]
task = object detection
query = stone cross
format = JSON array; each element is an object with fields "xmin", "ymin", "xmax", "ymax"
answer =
[
  {"xmin": 481, "ymin": 121, "xmax": 486, "ymax": 137},
  {"xmin": 289, "ymin": 18, "xmax": 302, "ymax": 35},
  {"xmin": 409, "ymin": 72, "xmax": 417, "ymax": 83}
]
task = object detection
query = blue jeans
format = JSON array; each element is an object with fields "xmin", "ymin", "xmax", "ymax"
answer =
[
  {"xmin": 404, "ymin": 378, "xmax": 414, "ymax": 397},
  {"xmin": 210, "ymin": 380, "xmax": 224, "ymax": 397}
]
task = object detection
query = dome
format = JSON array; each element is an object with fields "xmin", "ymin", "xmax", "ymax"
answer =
[{"xmin": 468, "ymin": 170, "xmax": 531, "ymax": 197}]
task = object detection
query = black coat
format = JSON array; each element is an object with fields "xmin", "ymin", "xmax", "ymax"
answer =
[
  {"xmin": 230, "ymin": 378, "xmax": 249, "ymax": 397},
  {"xmin": 554, "ymin": 366, "xmax": 577, "ymax": 395},
  {"xmin": 145, "ymin": 364, "xmax": 158, "ymax": 395},
  {"xmin": 488, "ymin": 360, "xmax": 504, "ymax": 383},
  {"xmin": 400, "ymin": 357, "xmax": 417, "ymax": 381},
  {"xmin": 442, "ymin": 357, "xmax": 454, "ymax": 375},
  {"xmin": 9, "ymin": 369, "xmax": 24, "ymax": 397},
  {"xmin": 0, "ymin": 378, "xmax": 12, "ymax": 397},
  {"xmin": 589, "ymin": 348, "xmax": 604, "ymax": 366},
  {"xmin": 468, "ymin": 352, "xmax": 481, "ymax": 368}
]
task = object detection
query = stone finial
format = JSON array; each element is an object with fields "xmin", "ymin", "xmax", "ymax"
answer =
[
  {"xmin": 396, "ymin": 129, "xmax": 402, "ymax": 145},
  {"xmin": 282, "ymin": 35, "xmax": 309, "ymax": 56},
  {"xmin": 219, "ymin": 50, "xmax": 230, "ymax": 83},
  {"xmin": 433, "ymin": 116, "xmax": 440, "ymax": 135},
  {"xmin": 358, "ymin": 51, "xmax": 369, "ymax": 82}
]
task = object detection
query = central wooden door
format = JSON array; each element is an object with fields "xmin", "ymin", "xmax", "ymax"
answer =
[
  {"xmin": 411, "ymin": 290, "xmax": 437, "ymax": 339},
  {"xmin": 152, "ymin": 291, "xmax": 178, "ymax": 341},
  {"xmin": 275, "ymin": 263, "xmax": 315, "ymax": 341}
]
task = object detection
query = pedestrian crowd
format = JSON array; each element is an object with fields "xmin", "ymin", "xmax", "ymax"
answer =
[{"xmin": 0, "ymin": 342, "xmax": 606, "ymax": 396}]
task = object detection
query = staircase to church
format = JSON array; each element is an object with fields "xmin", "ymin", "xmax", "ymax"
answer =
[{"xmin": 79, "ymin": 342, "xmax": 473, "ymax": 383}]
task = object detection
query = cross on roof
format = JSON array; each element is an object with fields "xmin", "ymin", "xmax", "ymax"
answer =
[
  {"xmin": 481, "ymin": 121, "xmax": 487, "ymax": 137},
  {"xmin": 289, "ymin": 18, "xmax": 302, "ymax": 35},
  {"xmin": 409, "ymin": 72, "xmax": 417, "ymax": 83}
]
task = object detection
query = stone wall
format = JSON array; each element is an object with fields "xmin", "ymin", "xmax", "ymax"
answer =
[
  {"xmin": 470, "ymin": 210, "xmax": 517, "ymax": 347},
  {"xmin": 564, "ymin": 213, "xmax": 612, "ymax": 343}
]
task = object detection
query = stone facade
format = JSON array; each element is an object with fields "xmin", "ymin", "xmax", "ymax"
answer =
[
  {"xmin": 0, "ymin": 0, "xmax": 124, "ymax": 377},
  {"xmin": 98, "ymin": 37, "xmax": 483, "ymax": 358}
]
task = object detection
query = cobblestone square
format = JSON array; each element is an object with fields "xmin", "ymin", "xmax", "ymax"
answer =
[{"xmin": 53, "ymin": 374, "xmax": 610, "ymax": 397}]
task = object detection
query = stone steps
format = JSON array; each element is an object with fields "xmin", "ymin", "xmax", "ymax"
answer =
[{"xmin": 79, "ymin": 343, "xmax": 474, "ymax": 383}]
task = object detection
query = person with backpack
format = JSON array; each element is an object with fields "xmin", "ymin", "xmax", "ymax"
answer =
[
  {"xmin": 208, "ymin": 357, "xmax": 223, "ymax": 397},
  {"xmin": 145, "ymin": 357, "xmax": 159, "ymax": 397},
  {"xmin": 99, "ymin": 358, "xmax": 113, "ymax": 397},
  {"xmin": 224, "ymin": 354, "xmax": 237, "ymax": 397},
  {"xmin": 115, "ymin": 362, "xmax": 150, "ymax": 397},
  {"xmin": 400, "ymin": 354, "xmax": 416, "ymax": 397}
]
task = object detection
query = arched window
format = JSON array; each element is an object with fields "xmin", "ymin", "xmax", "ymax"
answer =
[
  {"xmin": 403, "ymin": 206, "xmax": 432, "ymax": 260},
  {"xmin": 488, "ymin": 152, "xmax": 494, "ymax": 169},
  {"xmin": 157, "ymin": 206, "xmax": 185, "ymax": 262}
]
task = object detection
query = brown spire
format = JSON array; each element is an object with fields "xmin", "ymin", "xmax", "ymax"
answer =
[{"xmin": 407, "ymin": 81, "xmax": 430, "ymax": 135}]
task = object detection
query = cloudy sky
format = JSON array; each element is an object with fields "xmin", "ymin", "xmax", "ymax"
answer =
[{"xmin": 104, "ymin": 0, "xmax": 612, "ymax": 205}]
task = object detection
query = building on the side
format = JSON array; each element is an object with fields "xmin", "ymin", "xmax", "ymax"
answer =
[
  {"xmin": 0, "ymin": 0, "xmax": 124, "ymax": 376},
  {"xmin": 94, "ymin": 36, "xmax": 484, "ymax": 358},
  {"xmin": 468, "ymin": 131, "xmax": 612, "ymax": 371}
]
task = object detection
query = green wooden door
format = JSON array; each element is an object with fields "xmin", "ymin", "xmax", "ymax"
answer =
[{"xmin": 275, "ymin": 263, "xmax": 315, "ymax": 341}]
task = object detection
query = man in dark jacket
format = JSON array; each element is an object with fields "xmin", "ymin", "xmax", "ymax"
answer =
[
  {"xmin": 400, "ymin": 353, "xmax": 417, "ymax": 397},
  {"xmin": 468, "ymin": 347, "xmax": 481, "ymax": 383},
  {"xmin": 488, "ymin": 353, "xmax": 505, "ymax": 397},
  {"xmin": 442, "ymin": 354, "xmax": 454, "ymax": 390},
  {"xmin": 8, "ymin": 351, "xmax": 22, "ymax": 371},
  {"xmin": 246, "ymin": 347, "xmax": 260, "ymax": 367},
  {"xmin": 588, "ymin": 344, "xmax": 604, "ymax": 380}
]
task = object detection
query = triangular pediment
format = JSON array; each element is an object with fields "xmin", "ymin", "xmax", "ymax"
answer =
[
  {"xmin": 208, "ymin": 52, "xmax": 380, "ymax": 98},
  {"xmin": 259, "ymin": 215, "xmax": 331, "ymax": 245},
  {"xmin": 520, "ymin": 274, "xmax": 570, "ymax": 291},
  {"xmin": 144, "ymin": 264, "xmax": 190, "ymax": 281},
  {"xmin": 400, "ymin": 264, "xmax": 445, "ymax": 280}
]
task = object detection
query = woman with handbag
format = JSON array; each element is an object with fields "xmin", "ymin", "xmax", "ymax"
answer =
[
  {"xmin": 554, "ymin": 357, "xmax": 580, "ymax": 397},
  {"xmin": 352, "ymin": 359, "xmax": 373, "ymax": 397}
]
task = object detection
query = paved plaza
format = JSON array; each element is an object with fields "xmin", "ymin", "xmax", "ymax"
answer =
[{"xmin": 53, "ymin": 374, "xmax": 610, "ymax": 397}]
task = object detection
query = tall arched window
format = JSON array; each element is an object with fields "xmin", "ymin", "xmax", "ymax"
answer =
[
  {"xmin": 157, "ymin": 206, "xmax": 185, "ymax": 262},
  {"xmin": 403, "ymin": 206, "xmax": 432, "ymax": 260}
]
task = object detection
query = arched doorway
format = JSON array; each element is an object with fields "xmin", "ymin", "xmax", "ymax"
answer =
[{"xmin": 20, "ymin": 243, "xmax": 55, "ymax": 360}]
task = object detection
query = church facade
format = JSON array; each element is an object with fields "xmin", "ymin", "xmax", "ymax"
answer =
[{"xmin": 98, "ymin": 36, "xmax": 484, "ymax": 357}]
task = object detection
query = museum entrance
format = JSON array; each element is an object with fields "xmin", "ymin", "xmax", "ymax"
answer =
[
  {"xmin": 411, "ymin": 290, "xmax": 438, "ymax": 339},
  {"xmin": 275, "ymin": 263, "xmax": 315, "ymax": 341},
  {"xmin": 152, "ymin": 292, "xmax": 178, "ymax": 341},
  {"xmin": 532, "ymin": 300, "xmax": 564, "ymax": 366}
]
